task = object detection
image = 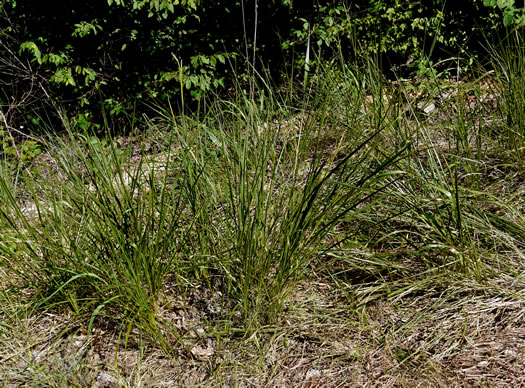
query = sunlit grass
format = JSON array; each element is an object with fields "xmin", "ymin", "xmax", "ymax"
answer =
[{"xmin": 1, "ymin": 39, "xmax": 524, "ymax": 384}]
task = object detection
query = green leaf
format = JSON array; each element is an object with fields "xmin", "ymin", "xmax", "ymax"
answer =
[
  {"xmin": 19, "ymin": 42, "xmax": 42, "ymax": 64},
  {"xmin": 497, "ymin": 0, "xmax": 514, "ymax": 8},
  {"xmin": 503, "ymin": 12, "xmax": 514, "ymax": 26}
]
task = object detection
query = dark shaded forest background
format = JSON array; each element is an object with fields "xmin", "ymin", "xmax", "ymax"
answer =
[{"xmin": 0, "ymin": 0, "xmax": 521, "ymax": 133}]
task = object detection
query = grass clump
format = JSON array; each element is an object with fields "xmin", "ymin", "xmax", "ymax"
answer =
[
  {"xmin": 0, "ymin": 56, "xmax": 409, "ymax": 336},
  {"xmin": 0, "ymin": 129, "xmax": 188, "ymax": 344}
]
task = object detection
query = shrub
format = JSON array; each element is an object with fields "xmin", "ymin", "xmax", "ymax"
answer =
[{"xmin": 0, "ymin": 0, "xmax": 512, "ymax": 133}]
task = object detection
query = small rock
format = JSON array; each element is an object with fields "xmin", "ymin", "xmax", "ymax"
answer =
[{"xmin": 191, "ymin": 344, "xmax": 214, "ymax": 361}]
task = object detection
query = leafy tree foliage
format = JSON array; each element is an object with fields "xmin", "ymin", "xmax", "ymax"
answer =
[{"xmin": 0, "ymin": 0, "xmax": 516, "ymax": 133}]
